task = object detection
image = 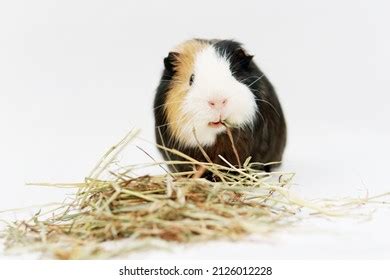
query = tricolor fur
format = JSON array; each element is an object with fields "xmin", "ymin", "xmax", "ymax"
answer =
[{"xmin": 154, "ymin": 39, "xmax": 286, "ymax": 173}]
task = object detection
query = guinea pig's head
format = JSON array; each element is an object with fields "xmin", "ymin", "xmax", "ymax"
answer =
[{"xmin": 161, "ymin": 39, "xmax": 258, "ymax": 147}]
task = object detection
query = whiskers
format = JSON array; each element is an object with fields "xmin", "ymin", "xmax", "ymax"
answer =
[
  {"xmin": 237, "ymin": 74, "xmax": 265, "ymax": 85},
  {"xmin": 153, "ymin": 100, "xmax": 183, "ymax": 112},
  {"xmin": 254, "ymin": 97, "xmax": 281, "ymax": 118},
  {"xmin": 155, "ymin": 113, "xmax": 189, "ymax": 130},
  {"xmin": 247, "ymin": 74, "xmax": 265, "ymax": 87},
  {"xmin": 255, "ymin": 107, "xmax": 266, "ymax": 124}
]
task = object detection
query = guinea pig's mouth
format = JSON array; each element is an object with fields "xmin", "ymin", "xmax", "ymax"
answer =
[
  {"xmin": 208, "ymin": 119, "xmax": 233, "ymax": 129},
  {"xmin": 208, "ymin": 121, "xmax": 224, "ymax": 128}
]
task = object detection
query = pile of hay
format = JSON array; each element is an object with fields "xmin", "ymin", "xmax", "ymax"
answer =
[{"xmin": 1, "ymin": 130, "xmax": 388, "ymax": 259}]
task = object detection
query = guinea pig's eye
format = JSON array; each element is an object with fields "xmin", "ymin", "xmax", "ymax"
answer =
[{"xmin": 189, "ymin": 74, "xmax": 195, "ymax": 86}]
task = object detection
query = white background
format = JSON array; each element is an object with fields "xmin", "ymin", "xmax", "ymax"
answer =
[{"xmin": 0, "ymin": 0, "xmax": 389, "ymax": 259}]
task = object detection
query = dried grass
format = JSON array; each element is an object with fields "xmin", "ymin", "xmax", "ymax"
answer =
[{"xmin": 1, "ymin": 129, "xmax": 389, "ymax": 259}]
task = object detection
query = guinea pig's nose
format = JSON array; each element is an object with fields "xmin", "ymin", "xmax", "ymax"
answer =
[{"xmin": 208, "ymin": 98, "xmax": 228, "ymax": 110}]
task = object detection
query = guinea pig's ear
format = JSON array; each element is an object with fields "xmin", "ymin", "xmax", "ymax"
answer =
[
  {"xmin": 234, "ymin": 48, "xmax": 254, "ymax": 68},
  {"xmin": 164, "ymin": 52, "xmax": 180, "ymax": 72}
]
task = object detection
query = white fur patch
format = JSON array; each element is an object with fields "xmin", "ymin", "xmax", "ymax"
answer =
[{"xmin": 177, "ymin": 46, "xmax": 257, "ymax": 147}]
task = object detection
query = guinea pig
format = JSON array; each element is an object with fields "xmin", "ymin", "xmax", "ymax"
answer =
[{"xmin": 153, "ymin": 39, "xmax": 286, "ymax": 175}]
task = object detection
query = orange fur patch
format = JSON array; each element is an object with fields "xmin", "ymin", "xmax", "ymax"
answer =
[{"xmin": 165, "ymin": 40, "xmax": 210, "ymax": 141}]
